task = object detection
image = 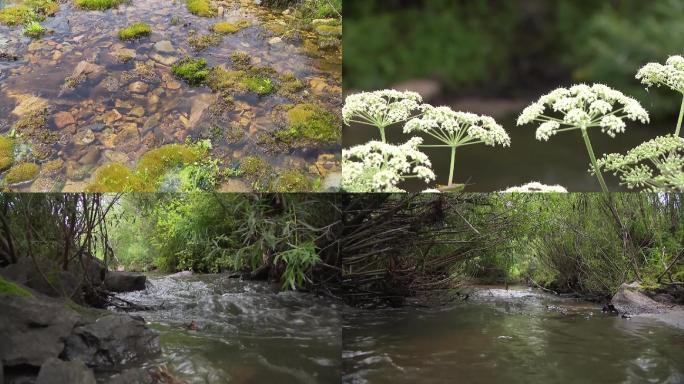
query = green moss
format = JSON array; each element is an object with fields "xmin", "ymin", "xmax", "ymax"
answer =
[
  {"xmin": 275, "ymin": 104, "xmax": 340, "ymax": 145},
  {"xmin": 188, "ymin": 33, "xmax": 222, "ymax": 51},
  {"xmin": 230, "ymin": 52, "xmax": 252, "ymax": 70},
  {"xmin": 136, "ymin": 144, "xmax": 205, "ymax": 183},
  {"xmin": 0, "ymin": 135, "xmax": 14, "ymax": 171},
  {"xmin": 278, "ymin": 72, "xmax": 305, "ymax": 98},
  {"xmin": 172, "ymin": 58, "xmax": 209, "ymax": 85},
  {"xmin": 13, "ymin": 109, "xmax": 48, "ymax": 132},
  {"xmin": 86, "ymin": 163, "xmax": 143, "ymax": 192},
  {"xmin": 243, "ymin": 76, "xmax": 275, "ymax": 95},
  {"xmin": 4, "ymin": 162, "xmax": 39, "ymax": 185},
  {"xmin": 25, "ymin": 0, "xmax": 59, "ymax": 16},
  {"xmin": 23, "ymin": 21, "xmax": 46, "ymax": 38},
  {"xmin": 75, "ymin": 0, "xmax": 125, "ymax": 10},
  {"xmin": 273, "ymin": 170, "xmax": 313, "ymax": 192},
  {"xmin": 239, "ymin": 156, "xmax": 270, "ymax": 180},
  {"xmin": 118, "ymin": 22, "xmax": 151, "ymax": 40},
  {"xmin": 0, "ymin": 276, "xmax": 33, "ymax": 297},
  {"xmin": 0, "ymin": 6, "xmax": 36, "ymax": 26},
  {"xmin": 211, "ymin": 20, "xmax": 250, "ymax": 34},
  {"xmin": 314, "ymin": 24, "xmax": 342, "ymax": 37},
  {"xmin": 187, "ymin": 0, "xmax": 217, "ymax": 17},
  {"xmin": 206, "ymin": 67, "xmax": 243, "ymax": 92}
]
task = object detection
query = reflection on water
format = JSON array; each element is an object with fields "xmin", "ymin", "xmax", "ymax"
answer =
[
  {"xmin": 342, "ymin": 287, "xmax": 684, "ymax": 384},
  {"xmin": 0, "ymin": 0, "xmax": 341, "ymax": 191},
  {"xmin": 343, "ymin": 114, "xmax": 673, "ymax": 192},
  {"xmin": 115, "ymin": 273, "xmax": 341, "ymax": 384}
]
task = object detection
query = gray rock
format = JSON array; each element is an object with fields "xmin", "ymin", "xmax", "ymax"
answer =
[
  {"xmin": 107, "ymin": 368, "xmax": 155, "ymax": 384},
  {"xmin": 64, "ymin": 315, "xmax": 160, "ymax": 368},
  {"xmin": 35, "ymin": 358, "xmax": 95, "ymax": 384},
  {"xmin": 153, "ymin": 40, "xmax": 174, "ymax": 53},
  {"xmin": 0, "ymin": 294, "xmax": 80, "ymax": 368},
  {"xmin": 611, "ymin": 282, "xmax": 665, "ymax": 315},
  {"xmin": 104, "ymin": 272, "xmax": 147, "ymax": 293}
]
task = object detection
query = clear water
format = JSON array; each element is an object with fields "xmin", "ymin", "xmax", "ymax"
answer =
[{"xmin": 342, "ymin": 287, "xmax": 684, "ymax": 384}]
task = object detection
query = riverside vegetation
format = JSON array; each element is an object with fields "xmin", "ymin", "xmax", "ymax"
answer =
[
  {"xmin": 343, "ymin": 56, "xmax": 684, "ymax": 193},
  {"xmin": 0, "ymin": 0, "xmax": 342, "ymax": 192}
]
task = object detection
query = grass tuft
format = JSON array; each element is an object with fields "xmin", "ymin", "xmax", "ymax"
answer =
[{"xmin": 118, "ymin": 22, "xmax": 151, "ymax": 40}]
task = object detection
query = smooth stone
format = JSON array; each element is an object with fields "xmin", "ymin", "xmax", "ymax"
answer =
[
  {"xmin": 128, "ymin": 81, "xmax": 149, "ymax": 94},
  {"xmin": 268, "ymin": 37, "xmax": 282, "ymax": 45},
  {"xmin": 130, "ymin": 106, "xmax": 145, "ymax": 117},
  {"xmin": 36, "ymin": 358, "xmax": 96, "ymax": 384},
  {"xmin": 149, "ymin": 53, "xmax": 178, "ymax": 66},
  {"xmin": 53, "ymin": 111, "xmax": 76, "ymax": 129},
  {"xmin": 104, "ymin": 150, "xmax": 129, "ymax": 164},
  {"xmin": 103, "ymin": 109, "xmax": 122, "ymax": 124},
  {"xmin": 153, "ymin": 40, "xmax": 174, "ymax": 53},
  {"xmin": 74, "ymin": 129, "xmax": 96, "ymax": 147}
]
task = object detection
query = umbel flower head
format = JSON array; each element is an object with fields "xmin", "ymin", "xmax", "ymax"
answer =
[
  {"xmin": 342, "ymin": 137, "xmax": 435, "ymax": 192},
  {"xmin": 404, "ymin": 106, "xmax": 511, "ymax": 147},
  {"xmin": 503, "ymin": 182, "xmax": 568, "ymax": 193},
  {"xmin": 517, "ymin": 84, "xmax": 650, "ymax": 140},
  {"xmin": 636, "ymin": 55, "xmax": 684, "ymax": 94},
  {"xmin": 596, "ymin": 135, "xmax": 684, "ymax": 192},
  {"xmin": 342, "ymin": 90, "xmax": 423, "ymax": 128}
]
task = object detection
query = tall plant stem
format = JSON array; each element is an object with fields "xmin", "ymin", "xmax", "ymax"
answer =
[
  {"xmin": 448, "ymin": 146, "xmax": 456, "ymax": 186},
  {"xmin": 676, "ymin": 95, "xmax": 684, "ymax": 137},
  {"xmin": 581, "ymin": 128, "xmax": 609, "ymax": 194},
  {"xmin": 378, "ymin": 126, "xmax": 387, "ymax": 143}
]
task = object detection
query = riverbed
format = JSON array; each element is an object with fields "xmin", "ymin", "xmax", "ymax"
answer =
[
  {"xmin": 0, "ymin": 0, "xmax": 341, "ymax": 192},
  {"xmin": 342, "ymin": 286, "xmax": 684, "ymax": 384},
  {"xmin": 113, "ymin": 273, "xmax": 341, "ymax": 384}
]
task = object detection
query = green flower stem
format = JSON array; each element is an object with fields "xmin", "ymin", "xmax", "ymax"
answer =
[
  {"xmin": 448, "ymin": 146, "xmax": 456, "ymax": 186},
  {"xmin": 676, "ymin": 95, "xmax": 684, "ymax": 137},
  {"xmin": 378, "ymin": 126, "xmax": 386, "ymax": 143},
  {"xmin": 581, "ymin": 127, "xmax": 609, "ymax": 193}
]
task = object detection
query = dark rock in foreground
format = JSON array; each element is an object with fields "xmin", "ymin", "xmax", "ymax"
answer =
[
  {"xmin": 64, "ymin": 315, "xmax": 160, "ymax": 368},
  {"xmin": 105, "ymin": 271, "xmax": 147, "ymax": 293},
  {"xmin": 35, "ymin": 358, "xmax": 95, "ymax": 384},
  {"xmin": 611, "ymin": 282, "xmax": 665, "ymax": 315}
]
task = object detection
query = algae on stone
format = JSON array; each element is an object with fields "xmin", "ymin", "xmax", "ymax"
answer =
[
  {"xmin": 273, "ymin": 169, "xmax": 313, "ymax": 192},
  {"xmin": 0, "ymin": 135, "xmax": 14, "ymax": 171},
  {"xmin": 118, "ymin": 22, "xmax": 151, "ymax": 40},
  {"xmin": 135, "ymin": 143, "xmax": 205, "ymax": 183},
  {"xmin": 172, "ymin": 58, "xmax": 209, "ymax": 85},
  {"xmin": 187, "ymin": 0, "xmax": 217, "ymax": 17},
  {"xmin": 4, "ymin": 162, "xmax": 40, "ymax": 185},
  {"xmin": 275, "ymin": 104, "xmax": 340, "ymax": 146},
  {"xmin": 212, "ymin": 20, "xmax": 250, "ymax": 34}
]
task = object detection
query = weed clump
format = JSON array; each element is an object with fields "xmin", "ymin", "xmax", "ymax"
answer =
[
  {"xmin": 4, "ymin": 162, "xmax": 39, "ymax": 185},
  {"xmin": 211, "ymin": 20, "xmax": 250, "ymax": 34},
  {"xmin": 172, "ymin": 58, "xmax": 209, "ymax": 85},
  {"xmin": 187, "ymin": 0, "xmax": 217, "ymax": 17},
  {"xmin": 75, "ymin": 0, "xmax": 125, "ymax": 10},
  {"xmin": 118, "ymin": 22, "xmax": 151, "ymax": 40},
  {"xmin": 136, "ymin": 143, "xmax": 206, "ymax": 182},
  {"xmin": 273, "ymin": 170, "xmax": 313, "ymax": 192},
  {"xmin": 0, "ymin": 6, "xmax": 36, "ymax": 25},
  {"xmin": 206, "ymin": 67, "xmax": 276, "ymax": 95},
  {"xmin": 275, "ymin": 104, "xmax": 340, "ymax": 145},
  {"xmin": 239, "ymin": 156, "xmax": 270, "ymax": 180},
  {"xmin": 230, "ymin": 52, "xmax": 251, "ymax": 70},
  {"xmin": 86, "ymin": 163, "xmax": 142, "ymax": 192},
  {"xmin": 23, "ymin": 21, "xmax": 46, "ymax": 38},
  {"xmin": 243, "ymin": 76, "xmax": 274, "ymax": 95},
  {"xmin": 188, "ymin": 33, "xmax": 222, "ymax": 51}
]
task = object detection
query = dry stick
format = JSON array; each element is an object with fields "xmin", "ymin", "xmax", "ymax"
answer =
[{"xmin": 657, "ymin": 249, "xmax": 684, "ymax": 283}]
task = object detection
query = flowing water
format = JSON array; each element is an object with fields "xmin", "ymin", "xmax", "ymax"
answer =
[
  {"xmin": 113, "ymin": 273, "xmax": 341, "ymax": 384},
  {"xmin": 342, "ymin": 287, "xmax": 684, "ymax": 384},
  {"xmin": 0, "ymin": 0, "xmax": 341, "ymax": 191}
]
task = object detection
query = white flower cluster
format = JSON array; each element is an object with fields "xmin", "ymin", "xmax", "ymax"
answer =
[
  {"xmin": 342, "ymin": 90, "xmax": 423, "ymax": 127},
  {"xmin": 636, "ymin": 55, "xmax": 684, "ymax": 93},
  {"xmin": 503, "ymin": 182, "xmax": 568, "ymax": 193},
  {"xmin": 596, "ymin": 135, "xmax": 684, "ymax": 191},
  {"xmin": 518, "ymin": 84, "xmax": 650, "ymax": 140},
  {"xmin": 342, "ymin": 137, "xmax": 436, "ymax": 192},
  {"xmin": 404, "ymin": 106, "xmax": 511, "ymax": 147}
]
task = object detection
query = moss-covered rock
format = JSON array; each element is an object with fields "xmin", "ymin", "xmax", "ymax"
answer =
[
  {"xmin": 13, "ymin": 109, "xmax": 48, "ymax": 132},
  {"xmin": 206, "ymin": 67, "xmax": 244, "ymax": 92},
  {"xmin": 211, "ymin": 20, "xmax": 250, "ymax": 34},
  {"xmin": 172, "ymin": 58, "xmax": 209, "ymax": 85},
  {"xmin": 230, "ymin": 52, "xmax": 252, "ymax": 70},
  {"xmin": 187, "ymin": 0, "xmax": 217, "ymax": 17},
  {"xmin": 275, "ymin": 104, "xmax": 340, "ymax": 146},
  {"xmin": 135, "ymin": 143, "xmax": 205, "ymax": 183},
  {"xmin": 75, "ymin": 0, "xmax": 125, "ymax": 10},
  {"xmin": 277, "ymin": 72, "xmax": 306, "ymax": 98},
  {"xmin": 4, "ymin": 162, "xmax": 39, "ymax": 185},
  {"xmin": 0, "ymin": 276, "xmax": 33, "ymax": 297},
  {"xmin": 243, "ymin": 75, "xmax": 275, "ymax": 95},
  {"xmin": 314, "ymin": 24, "xmax": 342, "ymax": 37},
  {"xmin": 118, "ymin": 22, "xmax": 151, "ymax": 40},
  {"xmin": 273, "ymin": 169, "xmax": 313, "ymax": 192},
  {"xmin": 0, "ymin": 6, "xmax": 36, "ymax": 26},
  {"xmin": 239, "ymin": 156, "xmax": 271, "ymax": 181},
  {"xmin": 86, "ymin": 163, "xmax": 143, "ymax": 192},
  {"xmin": 188, "ymin": 33, "xmax": 222, "ymax": 51},
  {"xmin": 0, "ymin": 135, "xmax": 14, "ymax": 171}
]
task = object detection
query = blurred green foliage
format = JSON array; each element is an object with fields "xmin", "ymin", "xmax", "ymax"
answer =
[{"xmin": 344, "ymin": 0, "xmax": 684, "ymax": 117}]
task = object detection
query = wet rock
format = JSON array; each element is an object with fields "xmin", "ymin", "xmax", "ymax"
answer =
[
  {"xmin": 67, "ymin": 161, "xmax": 93, "ymax": 181},
  {"xmin": 268, "ymin": 37, "xmax": 282, "ymax": 45},
  {"xmin": 103, "ymin": 150, "xmax": 129, "ymax": 164},
  {"xmin": 74, "ymin": 129, "xmax": 96, "ymax": 147},
  {"xmin": 88, "ymin": 123, "xmax": 107, "ymax": 132},
  {"xmin": 130, "ymin": 106, "xmax": 146, "ymax": 118},
  {"xmin": 142, "ymin": 113, "xmax": 161, "ymax": 133},
  {"xmin": 611, "ymin": 282, "xmax": 665, "ymax": 315},
  {"xmin": 108, "ymin": 368, "xmax": 155, "ymax": 384},
  {"xmin": 113, "ymin": 123, "xmax": 140, "ymax": 150},
  {"xmin": 189, "ymin": 93, "xmax": 217, "ymax": 128},
  {"xmin": 36, "ymin": 358, "xmax": 96, "ymax": 384},
  {"xmin": 103, "ymin": 109, "xmax": 123, "ymax": 124},
  {"xmin": 150, "ymin": 53, "xmax": 178, "ymax": 66},
  {"xmin": 165, "ymin": 79, "xmax": 182, "ymax": 90},
  {"xmin": 220, "ymin": 179, "xmax": 250, "ymax": 192},
  {"xmin": 78, "ymin": 146, "xmax": 99, "ymax": 164},
  {"xmin": 147, "ymin": 93, "xmax": 159, "ymax": 107},
  {"xmin": 100, "ymin": 76, "xmax": 122, "ymax": 92},
  {"xmin": 63, "ymin": 315, "xmax": 160, "ymax": 369},
  {"xmin": 115, "ymin": 99, "xmax": 134, "ymax": 110},
  {"xmin": 153, "ymin": 40, "xmax": 174, "ymax": 53},
  {"xmin": 71, "ymin": 60, "xmax": 103, "ymax": 79},
  {"xmin": 0, "ymin": 293, "xmax": 80, "ymax": 368},
  {"xmin": 128, "ymin": 81, "xmax": 149, "ymax": 94},
  {"xmin": 104, "ymin": 272, "xmax": 146, "ymax": 293},
  {"xmin": 111, "ymin": 46, "xmax": 137, "ymax": 63},
  {"xmin": 11, "ymin": 94, "xmax": 49, "ymax": 117},
  {"xmin": 53, "ymin": 112, "xmax": 76, "ymax": 129}
]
